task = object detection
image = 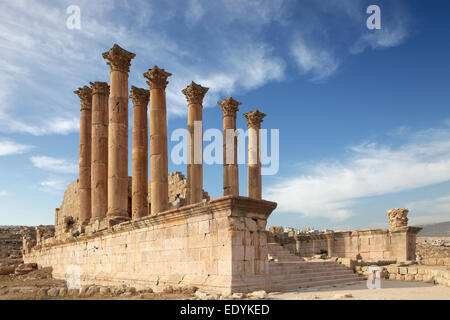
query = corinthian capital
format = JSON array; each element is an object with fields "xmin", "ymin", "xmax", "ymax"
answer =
[
  {"xmin": 74, "ymin": 86, "xmax": 92, "ymax": 111},
  {"xmin": 243, "ymin": 109, "xmax": 266, "ymax": 128},
  {"xmin": 182, "ymin": 81, "xmax": 209, "ymax": 105},
  {"xmin": 90, "ymin": 81, "xmax": 110, "ymax": 96},
  {"xmin": 102, "ymin": 44, "xmax": 136, "ymax": 73},
  {"xmin": 130, "ymin": 86, "xmax": 150, "ymax": 106},
  {"xmin": 218, "ymin": 97, "xmax": 241, "ymax": 117},
  {"xmin": 387, "ymin": 208, "xmax": 409, "ymax": 230},
  {"xmin": 143, "ymin": 65, "xmax": 172, "ymax": 90}
]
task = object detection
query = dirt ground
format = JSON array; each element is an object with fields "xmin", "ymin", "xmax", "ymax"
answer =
[
  {"xmin": 268, "ymin": 280, "xmax": 450, "ymax": 300},
  {"xmin": 2, "ymin": 273, "xmax": 450, "ymax": 300},
  {"xmin": 0, "ymin": 274, "xmax": 194, "ymax": 300}
]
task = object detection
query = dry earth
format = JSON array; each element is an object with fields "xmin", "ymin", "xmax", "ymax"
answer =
[{"xmin": 268, "ymin": 280, "xmax": 450, "ymax": 300}]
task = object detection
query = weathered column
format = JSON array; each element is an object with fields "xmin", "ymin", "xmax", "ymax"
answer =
[
  {"xmin": 143, "ymin": 66, "xmax": 171, "ymax": 215},
  {"xmin": 218, "ymin": 97, "xmax": 241, "ymax": 196},
  {"xmin": 74, "ymin": 86, "xmax": 92, "ymax": 225},
  {"xmin": 243, "ymin": 109, "xmax": 266, "ymax": 199},
  {"xmin": 130, "ymin": 86, "xmax": 150, "ymax": 219},
  {"xmin": 182, "ymin": 81, "xmax": 209, "ymax": 204},
  {"xmin": 90, "ymin": 81, "xmax": 109, "ymax": 221},
  {"xmin": 102, "ymin": 44, "xmax": 135, "ymax": 220}
]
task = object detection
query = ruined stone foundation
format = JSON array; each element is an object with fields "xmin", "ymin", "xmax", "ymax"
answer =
[{"xmin": 24, "ymin": 196, "xmax": 276, "ymax": 294}]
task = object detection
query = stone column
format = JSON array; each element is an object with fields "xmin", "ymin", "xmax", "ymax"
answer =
[
  {"xmin": 74, "ymin": 86, "xmax": 92, "ymax": 225},
  {"xmin": 243, "ymin": 109, "xmax": 266, "ymax": 199},
  {"xmin": 102, "ymin": 44, "xmax": 135, "ymax": 220},
  {"xmin": 130, "ymin": 86, "xmax": 150, "ymax": 219},
  {"xmin": 218, "ymin": 97, "xmax": 241, "ymax": 196},
  {"xmin": 90, "ymin": 81, "xmax": 109, "ymax": 221},
  {"xmin": 182, "ymin": 81, "xmax": 209, "ymax": 204},
  {"xmin": 143, "ymin": 66, "xmax": 171, "ymax": 215}
]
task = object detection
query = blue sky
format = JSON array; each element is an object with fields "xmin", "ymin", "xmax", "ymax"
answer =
[{"xmin": 0, "ymin": 0, "xmax": 449, "ymax": 230}]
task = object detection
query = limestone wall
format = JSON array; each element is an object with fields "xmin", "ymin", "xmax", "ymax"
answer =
[
  {"xmin": 269, "ymin": 227, "xmax": 421, "ymax": 262},
  {"xmin": 24, "ymin": 196, "xmax": 276, "ymax": 294},
  {"xmin": 55, "ymin": 172, "xmax": 209, "ymax": 239}
]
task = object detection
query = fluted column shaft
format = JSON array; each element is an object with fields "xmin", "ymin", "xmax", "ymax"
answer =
[
  {"xmin": 74, "ymin": 86, "xmax": 92, "ymax": 224},
  {"xmin": 90, "ymin": 82, "xmax": 109, "ymax": 220},
  {"xmin": 182, "ymin": 82, "xmax": 209, "ymax": 204},
  {"xmin": 102, "ymin": 44, "xmax": 135, "ymax": 219},
  {"xmin": 131, "ymin": 86, "xmax": 150, "ymax": 219},
  {"xmin": 218, "ymin": 97, "xmax": 241, "ymax": 196},
  {"xmin": 244, "ymin": 109, "xmax": 266, "ymax": 199},
  {"xmin": 144, "ymin": 66, "xmax": 171, "ymax": 215}
]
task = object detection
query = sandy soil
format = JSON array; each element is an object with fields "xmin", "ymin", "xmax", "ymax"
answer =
[{"xmin": 268, "ymin": 280, "xmax": 450, "ymax": 300}]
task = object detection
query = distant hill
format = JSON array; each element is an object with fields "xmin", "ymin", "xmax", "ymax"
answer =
[{"xmin": 415, "ymin": 221, "xmax": 450, "ymax": 237}]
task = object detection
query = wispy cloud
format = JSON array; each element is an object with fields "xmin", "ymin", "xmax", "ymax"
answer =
[
  {"xmin": 265, "ymin": 126, "xmax": 450, "ymax": 221},
  {"xmin": 30, "ymin": 156, "xmax": 77, "ymax": 174},
  {"xmin": 0, "ymin": 138, "xmax": 33, "ymax": 156},
  {"xmin": 406, "ymin": 195, "xmax": 450, "ymax": 225},
  {"xmin": 0, "ymin": 190, "xmax": 8, "ymax": 196},
  {"xmin": 38, "ymin": 177, "xmax": 69, "ymax": 193},
  {"xmin": 290, "ymin": 38, "xmax": 340, "ymax": 82},
  {"xmin": 350, "ymin": 26, "xmax": 408, "ymax": 54}
]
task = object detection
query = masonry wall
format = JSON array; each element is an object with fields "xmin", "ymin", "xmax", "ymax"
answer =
[
  {"xmin": 270, "ymin": 227, "xmax": 421, "ymax": 262},
  {"xmin": 24, "ymin": 196, "xmax": 276, "ymax": 294},
  {"xmin": 55, "ymin": 172, "xmax": 209, "ymax": 240}
]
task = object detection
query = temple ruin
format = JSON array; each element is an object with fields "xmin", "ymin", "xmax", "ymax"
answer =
[{"xmin": 22, "ymin": 44, "xmax": 423, "ymax": 294}]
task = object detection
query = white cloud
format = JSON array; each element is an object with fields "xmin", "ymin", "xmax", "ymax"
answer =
[
  {"xmin": 290, "ymin": 39, "xmax": 340, "ymax": 82},
  {"xmin": 186, "ymin": 0, "xmax": 205, "ymax": 24},
  {"xmin": 0, "ymin": 115, "xmax": 79, "ymax": 136},
  {"xmin": 406, "ymin": 195, "xmax": 450, "ymax": 225},
  {"xmin": 0, "ymin": 138, "xmax": 33, "ymax": 156},
  {"xmin": 350, "ymin": 27, "xmax": 408, "ymax": 55},
  {"xmin": 38, "ymin": 178, "xmax": 68, "ymax": 192},
  {"xmin": 265, "ymin": 127, "xmax": 450, "ymax": 221},
  {"xmin": 0, "ymin": 190, "xmax": 8, "ymax": 196},
  {"xmin": 30, "ymin": 156, "xmax": 77, "ymax": 174}
]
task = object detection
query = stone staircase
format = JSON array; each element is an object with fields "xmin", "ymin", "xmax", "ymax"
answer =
[{"xmin": 267, "ymin": 243, "xmax": 364, "ymax": 291}]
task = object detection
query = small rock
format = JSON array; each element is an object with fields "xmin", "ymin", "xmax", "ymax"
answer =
[
  {"xmin": 67, "ymin": 288, "xmax": 80, "ymax": 296},
  {"xmin": 231, "ymin": 292, "xmax": 245, "ymax": 299},
  {"xmin": 249, "ymin": 290, "xmax": 267, "ymax": 299},
  {"xmin": 194, "ymin": 290, "xmax": 209, "ymax": 300},
  {"xmin": 163, "ymin": 285, "xmax": 174, "ymax": 294},
  {"xmin": 121, "ymin": 292, "xmax": 134, "ymax": 297},
  {"xmin": 86, "ymin": 285, "xmax": 100, "ymax": 296},
  {"xmin": 139, "ymin": 287, "xmax": 153, "ymax": 294},
  {"xmin": 79, "ymin": 286, "xmax": 89, "ymax": 296},
  {"xmin": 99, "ymin": 287, "xmax": 111, "ymax": 295},
  {"xmin": 37, "ymin": 288, "xmax": 48, "ymax": 297},
  {"xmin": 181, "ymin": 286, "xmax": 197, "ymax": 294},
  {"xmin": 333, "ymin": 293, "xmax": 353, "ymax": 299},
  {"xmin": 19, "ymin": 287, "xmax": 37, "ymax": 295},
  {"xmin": 125, "ymin": 287, "xmax": 137, "ymax": 294},
  {"xmin": 14, "ymin": 263, "xmax": 37, "ymax": 275},
  {"xmin": 47, "ymin": 288, "xmax": 60, "ymax": 297},
  {"xmin": 0, "ymin": 265, "xmax": 15, "ymax": 275},
  {"xmin": 113, "ymin": 287, "xmax": 125, "ymax": 295},
  {"xmin": 0, "ymin": 288, "xmax": 9, "ymax": 295},
  {"xmin": 59, "ymin": 288, "xmax": 68, "ymax": 297}
]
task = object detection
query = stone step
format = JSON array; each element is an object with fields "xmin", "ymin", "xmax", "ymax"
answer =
[
  {"xmin": 269, "ymin": 261, "xmax": 347, "ymax": 269},
  {"xmin": 269, "ymin": 266, "xmax": 351, "ymax": 275},
  {"xmin": 270, "ymin": 273, "xmax": 362, "ymax": 284},
  {"xmin": 269, "ymin": 276, "xmax": 365, "ymax": 291},
  {"xmin": 270, "ymin": 270, "xmax": 355, "ymax": 281}
]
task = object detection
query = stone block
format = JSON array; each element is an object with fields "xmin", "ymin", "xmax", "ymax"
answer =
[
  {"xmin": 408, "ymin": 267, "xmax": 418, "ymax": 275},
  {"xmin": 198, "ymin": 220, "xmax": 210, "ymax": 235},
  {"xmin": 405, "ymin": 274, "xmax": 415, "ymax": 281},
  {"xmin": 399, "ymin": 267, "xmax": 408, "ymax": 275}
]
